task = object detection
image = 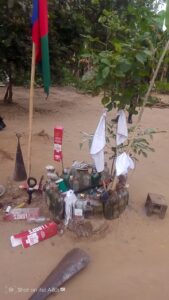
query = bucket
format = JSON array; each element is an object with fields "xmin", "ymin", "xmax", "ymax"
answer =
[{"xmin": 56, "ymin": 179, "xmax": 68, "ymax": 192}]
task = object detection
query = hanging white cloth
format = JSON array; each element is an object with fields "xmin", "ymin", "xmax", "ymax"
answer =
[
  {"xmin": 162, "ymin": 19, "xmax": 167, "ymax": 32},
  {"xmin": 64, "ymin": 190, "xmax": 77, "ymax": 225},
  {"xmin": 115, "ymin": 152, "xmax": 134, "ymax": 176},
  {"xmin": 90, "ymin": 111, "xmax": 107, "ymax": 173},
  {"xmin": 116, "ymin": 110, "xmax": 128, "ymax": 146}
]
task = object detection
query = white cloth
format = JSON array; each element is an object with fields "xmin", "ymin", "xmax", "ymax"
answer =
[
  {"xmin": 163, "ymin": 19, "xmax": 167, "ymax": 32},
  {"xmin": 116, "ymin": 110, "xmax": 128, "ymax": 145},
  {"xmin": 64, "ymin": 190, "xmax": 77, "ymax": 225},
  {"xmin": 115, "ymin": 152, "xmax": 134, "ymax": 176},
  {"xmin": 90, "ymin": 111, "xmax": 107, "ymax": 172}
]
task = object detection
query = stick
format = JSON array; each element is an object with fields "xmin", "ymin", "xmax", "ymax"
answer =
[
  {"xmin": 28, "ymin": 43, "xmax": 36, "ymax": 177},
  {"xmin": 61, "ymin": 158, "xmax": 64, "ymax": 173},
  {"xmin": 109, "ymin": 39, "xmax": 169, "ymax": 191},
  {"xmin": 126, "ymin": 39, "xmax": 169, "ymax": 152}
]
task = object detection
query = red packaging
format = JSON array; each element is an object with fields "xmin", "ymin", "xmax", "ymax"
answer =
[
  {"xmin": 4, "ymin": 208, "xmax": 40, "ymax": 221},
  {"xmin": 10, "ymin": 222, "xmax": 57, "ymax": 248},
  {"xmin": 54, "ymin": 126, "xmax": 63, "ymax": 162}
]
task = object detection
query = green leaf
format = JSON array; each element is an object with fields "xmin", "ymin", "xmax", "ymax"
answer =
[
  {"xmin": 106, "ymin": 102, "xmax": 113, "ymax": 111},
  {"xmin": 95, "ymin": 76, "xmax": 105, "ymax": 87},
  {"xmin": 135, "ymin": 53, "xmax": 147, "ymax": 64},
  {"xmin": 82, "ymin": 70, "xmax": 95, "ymax": 81},
  {"xmin": 99, "ymin": 51, "xmax": 110, "ymax": 58},
  {"xmin": 100, "ymin": 58, "xmax": 111, "ymax": 66},
  {"xmin": 91, "ymin": 0, "xmax": 99, "ymax": 4},
  {"xmin": 102, "ymin": 96, "xmax": 111, "ymax": 106},
  {"xmin": 118, "ymin": 61, "xmax": 131, "ymax": 73},
  {"xmin": 114, "ymin": 42, "xmax": 122, "ymax": 52},
  {"xmin": 102, "ymin": 66, "xmax": 110, "ymax": 79},
  {"xmin": 114, "ymin": 70, "xmax": 125, "ymax": 78},
  {"xmin": 143, "ymin": 49, "xmax": 152, "ymax": 56}
]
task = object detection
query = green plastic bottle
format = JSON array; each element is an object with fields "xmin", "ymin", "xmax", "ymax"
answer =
[{"xmin": 91, "ymin": 168, "xmax": 100, "ymax": 187}]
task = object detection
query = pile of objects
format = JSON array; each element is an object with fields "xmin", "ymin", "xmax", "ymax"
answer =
[
  {"xmin": 44, "ymin": 161, "xmax": 129, "ymax": 226},
  {"xmin": 0, "ymin": 156, "xmax": 129, "ymax": 245}
]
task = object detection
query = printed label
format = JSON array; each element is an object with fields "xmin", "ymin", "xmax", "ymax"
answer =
[{"xmin": 26, "ymin": 233, "xmax": 39, "ymax": 246}]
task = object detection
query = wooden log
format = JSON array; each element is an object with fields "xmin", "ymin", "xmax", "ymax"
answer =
[{"xmin": 29, "ymin": 248, "xmax": 90, "ymax": 300}]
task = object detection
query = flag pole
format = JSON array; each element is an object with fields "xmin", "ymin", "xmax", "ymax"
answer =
[{"xmin": 28, "ymin": 42, "xmax": 36, "ymax": 177}]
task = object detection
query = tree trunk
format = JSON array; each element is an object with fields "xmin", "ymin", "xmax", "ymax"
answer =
[
  {"xmin": 3, "ymin": 67, "xmax": 13, "ymax": 104},
  {"xmin": 160, "ymin": 64, "xmax": 168, "ymax": 81}
]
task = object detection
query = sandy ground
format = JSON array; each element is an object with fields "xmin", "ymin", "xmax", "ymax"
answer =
[{"xmin": 0, "ymin": 86, "xmax": 169, "ymax": 300}]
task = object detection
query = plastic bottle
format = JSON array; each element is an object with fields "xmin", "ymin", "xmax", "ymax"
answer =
[
  {"xmin": 62, "ymin": 169, "xmax": 70, "ymax": 189},
  {"xmin": 69, "ymin": 175, "xmax": 74, "ymax": 189},
  {"xmin": 75, "ymin": 199, "xmax": 83, "ymax": 210}
]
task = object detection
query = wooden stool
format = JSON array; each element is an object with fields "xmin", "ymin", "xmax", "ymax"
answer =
[{"xmin": 145, "ymin": 193, "xmax": 168, "ymax": 219}]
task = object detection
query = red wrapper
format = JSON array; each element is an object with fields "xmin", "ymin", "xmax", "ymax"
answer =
[
  {"xmin": 54, "ymin": 126, "xmax": 63, "ymax": 162},
  {"xmin": 11, "ymin": 222, "xmax": 57, "ymax": 248},
  {"xmin": 4, "ymin": 208, "xmax": 40, "ymax": 221}
]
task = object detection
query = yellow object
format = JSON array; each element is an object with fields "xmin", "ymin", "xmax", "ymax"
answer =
[{"xmin": 16, "ymin": 202, "xmax": 26, "ymax": 208}]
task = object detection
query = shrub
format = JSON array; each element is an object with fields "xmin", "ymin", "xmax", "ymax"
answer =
[{"xmin": 155, "ymin": 81, "xmax": 169, "ymax": 94}]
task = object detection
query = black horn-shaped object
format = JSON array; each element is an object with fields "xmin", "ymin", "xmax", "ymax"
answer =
[
  {"xmin": 29, "ymin": 248, "xmax": 90, "ymax": 300},
  {"xmin": 13, "ymin": 133, "xmax": 27, "ymax": 181}
]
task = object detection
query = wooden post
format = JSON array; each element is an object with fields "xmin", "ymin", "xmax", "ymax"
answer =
[
  {"xmin": 28, "ymin": 43, "xmax": 36, "ymax": 177},
  {"xmin": 61, "ymin": 158, "xmax": 64, "ymax": 173}
]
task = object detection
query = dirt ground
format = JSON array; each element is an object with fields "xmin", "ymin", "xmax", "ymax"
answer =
[{"xmin": 0, "ymin": 86, "xmax": 169, "ymax": 300}]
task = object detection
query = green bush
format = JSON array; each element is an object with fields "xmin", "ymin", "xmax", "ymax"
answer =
[
  {"xmin": 155, "ymin": 81, "xmax": 169, "ymax": 94},
  {"xmin": 58, "ymin": 67, "xmax": 94, "ymax": 93}
]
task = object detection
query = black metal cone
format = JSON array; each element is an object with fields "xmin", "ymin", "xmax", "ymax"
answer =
[{"xmin": 13, "ymin": 137, "xmax": 27, "ymax": 181}]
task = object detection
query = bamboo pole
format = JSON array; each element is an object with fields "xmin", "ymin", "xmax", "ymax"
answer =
[
  {"xmin": 28, "ymin": 43, "xmax": 36, "ymax": 177},
  {"xmin": 108, "ymin": 39, "xmax": 169, "ymax": 191}
]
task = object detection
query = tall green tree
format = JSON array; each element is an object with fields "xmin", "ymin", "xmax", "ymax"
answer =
[
  {"xmin": 0, "ymin": 0, "xmax": 166, "ymax": 105},
  {"xmin": 82, "ymin": 0, "xmax": 165, "ymax": 120},
  {"xmin": 0, "ymin": 0, "xmax": 31, "ymax": 103}
]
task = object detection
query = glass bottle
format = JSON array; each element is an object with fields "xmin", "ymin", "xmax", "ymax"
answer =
[
  {"xmin": 62, "ymin": 168, "xmax": 70, "ymax": 189},
  {"xmin": 91, "ymin": 168, "xmax": 100, "ymax": 187},
  {"xmin": 82, "ymin": 170, "xmax": 91, "ymax": 189},
  {"xmin": 72, "ymin": 175, "xmax": 80, "ymax": 192}
]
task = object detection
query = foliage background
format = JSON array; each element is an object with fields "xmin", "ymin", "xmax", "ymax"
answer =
[{"xmin": 0, "ymin": 0, "xmax": 168, "ymax": 103}]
